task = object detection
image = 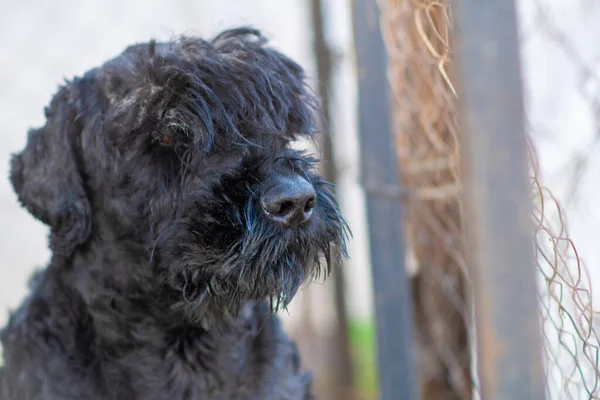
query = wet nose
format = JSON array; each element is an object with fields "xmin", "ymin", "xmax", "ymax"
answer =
[{"xmin": 260, "ymin": 175, "xmax": 316, "ymax": 227}]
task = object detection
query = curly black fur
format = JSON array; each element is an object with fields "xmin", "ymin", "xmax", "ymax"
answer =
[{"xmin": 0, "ymin": 27, "xmax": 349, "ymax": 400}]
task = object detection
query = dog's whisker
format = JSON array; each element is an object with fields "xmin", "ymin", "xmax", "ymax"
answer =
[
  {"xmin": 182, "ymin": 280, "xmax": 194, "ymax": 304},
  {"xmin": 286, "ymin": 158, "xmax": 295, "ymax": 174},
  {"xmin": 149, "ymin": 225, "xmax": 169, "ymax": 265},
  {"xmin": 297, "ymin": 166, "xmax": 312, "ymax": 184},
  {"xmin": 228, "ymin": 279, "xmax": 242, "ymax": 312}
]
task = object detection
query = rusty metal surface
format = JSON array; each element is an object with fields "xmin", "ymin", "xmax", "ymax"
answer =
[
  {"xmin": 450, "ymin": 0, "xmax": 546, "ymax": 399},
  {"xmin": 351, "ymin": 0, "xmax": 417, "ymax": 399}
]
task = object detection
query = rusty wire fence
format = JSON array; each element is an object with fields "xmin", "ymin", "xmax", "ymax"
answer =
[{"xmin": 378, "ymin": 0, "xmax": 600, "ymax": 399}]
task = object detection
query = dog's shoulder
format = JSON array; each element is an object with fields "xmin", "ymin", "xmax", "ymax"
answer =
[{"xmin": 0, "ymin": 265, "xmax": 103, "ymax": 399}]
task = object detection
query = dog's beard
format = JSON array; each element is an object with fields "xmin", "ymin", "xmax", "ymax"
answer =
[{"xmin": 160, "ymin": 180, "xmax": 349, "ymax": 330}]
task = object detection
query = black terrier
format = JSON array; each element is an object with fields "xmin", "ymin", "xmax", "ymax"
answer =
[{"xmin": 0, "ymin": 27, "xmax": 348, "ymax": 400}]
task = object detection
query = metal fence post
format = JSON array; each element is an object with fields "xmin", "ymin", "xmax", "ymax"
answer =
[
  {"xmin": 351, "ymin": 1, "xmax": 417, "ymax": 399},
  {"xmin": 450, "ymin": 0, "xmax": 546, "ymax": 399}
]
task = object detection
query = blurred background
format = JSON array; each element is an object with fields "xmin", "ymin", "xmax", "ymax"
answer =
[{"xmin": 1, "ymin": 0, "xmax": 600, "ymax": 399}]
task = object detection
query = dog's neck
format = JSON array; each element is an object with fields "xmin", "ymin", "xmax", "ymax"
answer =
[
  {"xmin": 63, "ymin": 240, "xmax": 256, "ymax": 351},
  {"xmin": 40, "ymin": 255, "xmax": 274, "ymax": 397}
]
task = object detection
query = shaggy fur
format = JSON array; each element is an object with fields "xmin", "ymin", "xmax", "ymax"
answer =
[{"xmin": 0, "ymin": 27, "xmax": 348, "ymax": 400}]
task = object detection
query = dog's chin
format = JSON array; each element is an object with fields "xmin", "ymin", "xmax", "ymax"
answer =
[{"xmin": 166, "ymin": 254, "xmax": 325, "ymax": 331}]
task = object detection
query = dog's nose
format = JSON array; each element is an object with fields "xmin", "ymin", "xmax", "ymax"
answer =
[{"xmin": 260, "ymin": 175, "xmax": 316, "ymax": 227}]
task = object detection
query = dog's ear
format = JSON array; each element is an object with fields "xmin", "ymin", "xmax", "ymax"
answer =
[{"xmin": 10, "ymin": 81, "xmax": 92, "ymax": 258}]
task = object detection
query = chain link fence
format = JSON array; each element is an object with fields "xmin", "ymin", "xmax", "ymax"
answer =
[{"xmin": 379, "ymin": 0, "xmax": 600, "ymax": 398}]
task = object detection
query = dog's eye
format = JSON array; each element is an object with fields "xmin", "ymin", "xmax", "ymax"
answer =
[{"xmin": 155, "ymin": 136, "xmax": 175, "ymax": 146}]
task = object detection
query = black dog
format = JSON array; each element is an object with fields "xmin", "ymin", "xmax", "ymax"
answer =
[{"xmin": 0, "ymin": 28, "xmax": 348, "ymax": 400}]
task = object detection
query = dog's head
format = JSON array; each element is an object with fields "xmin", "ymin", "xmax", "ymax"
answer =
[{"xmin": 10, "ymin": 28, "xmax": 349, "ymax": 328}]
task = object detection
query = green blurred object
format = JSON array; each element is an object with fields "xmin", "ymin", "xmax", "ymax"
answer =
[{"xmin": 349, "ymin": 319, "xmax": 378, "ymax": 399}]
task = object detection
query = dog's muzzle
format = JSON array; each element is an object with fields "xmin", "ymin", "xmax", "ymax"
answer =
[{"xmin": 260, "ymin": 174, "xmax": 316, "ymax": 227}]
